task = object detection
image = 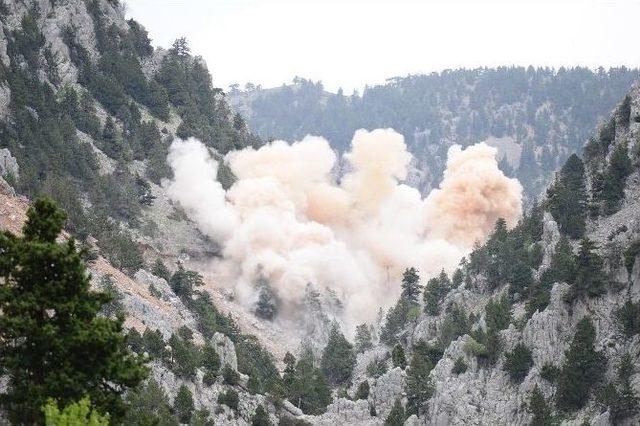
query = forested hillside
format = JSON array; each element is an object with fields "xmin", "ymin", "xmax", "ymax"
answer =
[
  {"xmin": 0, "ymin": 0, "xmax": 258, "ymax": 270},
  {"xmin": 2, "ymin": 1, "xmax": 640, "ymax": 425},
  {"xmin": 230, "ymin": 68, "xmax": 638, "ymax": 198}
]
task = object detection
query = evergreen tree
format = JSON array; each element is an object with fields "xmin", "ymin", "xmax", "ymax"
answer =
[
  {"xmin": 567, "ymin": 238, "xmax": 606, "ymax": 301},
  {"xmin": 152, "ymin": 258, "xmax": 171, "ymax": 282},
  {"xmin": 546, "ymin": 154, "xmax": 587, "ymax": 239},
  {"xmin": 504, "ymin": 343, "xmax": 533, "ymax": 383},
  {"xmin": 169, "ymin": 264, "xmax": 204, "ymax": 299},
  {"xmin": 615, "ymin": 298, "xmax": 640, "ymax": 338},
  {"xmin": 528, "ymin": 385, "xmax": 552, "ymax": 426},
  {"xmin": 321, "ymin": 324, "xmax": 356, "ymax": 386},
  {"xmin": 485, "ymin": 294, "xmax": 512, "ymax": 331},
  {"xmin": 0, "ymin": 198, "xmax": 147, "ymax": 423},
  {"xmin": 288, "ymin": 353, "xmax": 332, "ymax": 415},
  {"xmin": 556, "ymin": 317, "xmax": 607, "ymax": 411},
  {"xmin": 423, "ymin": 270, "xmax": 450, "ymax": 315},
  {"xmin": 605, "ymin": 353, "xmax": 639, "ymax": 424},
  {"xmin": 190, "ymin": 409, "xmax": 214, "ymax": 426},
  {"xmin": 550, "ymin": 236, "xmax": 576, "ymax": 284},
  {"xmin": 598, "ymin": 142, "xmax": 633, "ymax": 214},
  {"xmin": 400, "ymin": 267, "xmax": 422, "ymax": 303},
  {"xmin": 173, "ymin": 385, "xmax": 194, "ymax": 424},
  {"xmin": 251, "ymin": 404, "xmax": 273, "ymax": 426},
  {"xmin": 385, "ymin": 398, "xmax": 405, "ymax": 426},
  {"xmin": 282, "ymin": 352, "xmax": 297, "ymax": 396},
  {"xmin": 355, "ymin": 381, "xmax": 370, "ymax": 400},
  {"xmin": 392, "ymin": 344, "xmax": 407, "ymax": 369},
  {"xmin": 170, "ymin": 37, "xmax": 191, "ymax": 58},
  {"xmin": 123, "ymin": 379, "xmax": 178, "ymax": 426},
  {"xmin": 254, "ymin": 277, "xmax": 280, "ymax": 321},
  {"xmin": 355, "ymin": 323, "xmax": 373, "ymax": 353},
  {"xmin": 168, "ymin": 333, "xmax": 200, "ymax": 379},
  {"xmin": 405, "ymin": 343, "xmax": 436, "ymax": 417},
  {"xmin": 201, "ymin": 343, "xmax": 221, "ymax": 386}
]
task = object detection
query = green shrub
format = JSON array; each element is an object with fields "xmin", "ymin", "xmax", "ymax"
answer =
[
  {"xmin": 222, "ymin": 364, "xmax": 240, "ymax": 386},
  {"xmin": 463, "ymin": 337, "xmax": 488, "ymax": 358},
  {"xmin": 217, "ymin": 389, "xmax": 239, "ymax": 411},
  {"xmin": 452, "ymin": 357, "xmax": 468, "ymax": 375},
  {"xmin": 354, "ymin": 381, "xmax": 370, "ymax": 400}
]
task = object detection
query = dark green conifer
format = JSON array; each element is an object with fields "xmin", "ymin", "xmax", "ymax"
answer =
[{"xmin": 0, "ymin": 198, "xmax": 146, "ymax": 423}]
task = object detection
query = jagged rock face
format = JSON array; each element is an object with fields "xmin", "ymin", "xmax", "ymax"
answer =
[
  {"xmin": 0, "ymin": 148, "xmax": 18, "ymax": 178},
  {"xmin": 212, "ymin": 332, "xmax": 238, "ymax": 371},
  {"xmin": 130, "ymin": 270, "xmax": 201, "ymax": 339}
]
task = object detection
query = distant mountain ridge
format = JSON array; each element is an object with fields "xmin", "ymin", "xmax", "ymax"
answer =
[{"xmin": 229, "ymin": 68, "xmax": 639, "ymax": 200}]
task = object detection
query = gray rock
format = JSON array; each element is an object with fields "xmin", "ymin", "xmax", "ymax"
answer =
[
  {"xmin": 212, "ymin": 332, "xmax": 238, "ymax": 372},
  {"xmin": 0, "ymin": 148, "xmax": 18, "ymax": 178}
]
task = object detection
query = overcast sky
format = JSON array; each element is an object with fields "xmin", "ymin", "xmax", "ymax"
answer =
[{"xmin": 125, "ymin": 0, "xmax": 640, "ymax": 93}]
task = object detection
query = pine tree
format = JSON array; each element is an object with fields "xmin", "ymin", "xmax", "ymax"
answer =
[
  {"xmin": 385, "ymin": 398, "xmax": 405, "ymax": 426},
  {"xmin": 355, "ymin": 380, "xmax": 370, "ymax": 400},
  {"xmin": 152, "ymin": 258, "xmax": 171, "ymax": 282},
  {"xmin": 504, "ymin": 343, "xmax": 533, "ymax": 383},
  {"xmin": 282, "ymin": 352, "xmax": 297, "ymax": 396},
  {"xmin": 288, "ymin": 353, "xmax": 332, "ymax": 415},
  {"xmin": 400, "ymin": 267, "xmax": 422, "ymax": 303},
  {"xmin": 606, "ymin": 353, "xmax": 639, "ymax": 423},
  {"xmin": 567, "ymin": 238, "xmax": 606, "ymax": 301},
  {"xmin": 170, "ymin": 37, "xmax": 190, "ymax": 58},
  {"xmin": 201, "ymin": 343, "xmax": 221, "ymax": 385},
  {"xmin": 169, "ymin": 264, "xmax": 204, "ymax": 299},
  {"xmin": 0, "ymin": 198, "xmax": 147, "ymax": 423},
  {"xmin": 173, "ymin": 385, "xmax": 194, "ymax": 424},
  {"xmin": 123, "ymin": 379, "xmax": 178, "ymax": 426},
  {"xmin": 423, "ymin": 270, "xmax": 450, "ymax": 315},
  {"xmin": 546, "ymin": 154, "xmax": 587, "ymax": 239},
  {"xmin": 550, "ymin": 236, "xmax": 576, "ymax": 284},
  {"xmin": 528, "ymin": 385, "xmax": 552, "ymax": 426},
  {"xmin": 355, "ymin": 323, "xmax": 373, "ymax": 353},
  {"xmin": 599, "ymin": 142, "xmax": 633, "ymax": 214},
  {"xmin": 392, "ymin": 344, "xmax": 407, "ymax": 369},
  {"xmin": 251, "ymin": 404, "xmax": 273, "ymax": 426},
  {"xmin": 556, "ymin": 317, "xmax": 606, "ymax": 411},
  {"xmin": 405, "ymin": 344, "xmax": 435, "ymax": 417},
  {"xmin": 255, "ymin": 278, "xmax": 280, "ymax": 321},
  {"xmin": 321, "ymin": 324, "xmax": 356, "ymax": 386}
]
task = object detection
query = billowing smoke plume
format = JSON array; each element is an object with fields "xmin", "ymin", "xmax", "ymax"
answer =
[{"xmin": 166, "ymin": 129, "xmax": 522, "ymax": 332}]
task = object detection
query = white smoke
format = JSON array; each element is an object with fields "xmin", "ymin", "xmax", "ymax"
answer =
[{"xmin": 166, "ymin": 130, "xmax": 522, "ymax": 332}]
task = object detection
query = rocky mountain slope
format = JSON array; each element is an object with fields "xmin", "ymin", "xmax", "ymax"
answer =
[
  {"xmin": 228, "ymin": 70, "xmax": 639, "ymax": 201},
  {"xmin": 1, "ymin": 0, "xmax": 640, "ymax": 425}
]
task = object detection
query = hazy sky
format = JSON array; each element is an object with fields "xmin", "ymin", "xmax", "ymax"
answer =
[{"xmin": 125, "ymin": 0, "xmax": 640, "ymax": 93}]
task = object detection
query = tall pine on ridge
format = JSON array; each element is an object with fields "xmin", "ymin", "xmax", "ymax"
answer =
[{"xmin": 0, "ymin": 198, "xmax": 147, "ymax": 423}]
